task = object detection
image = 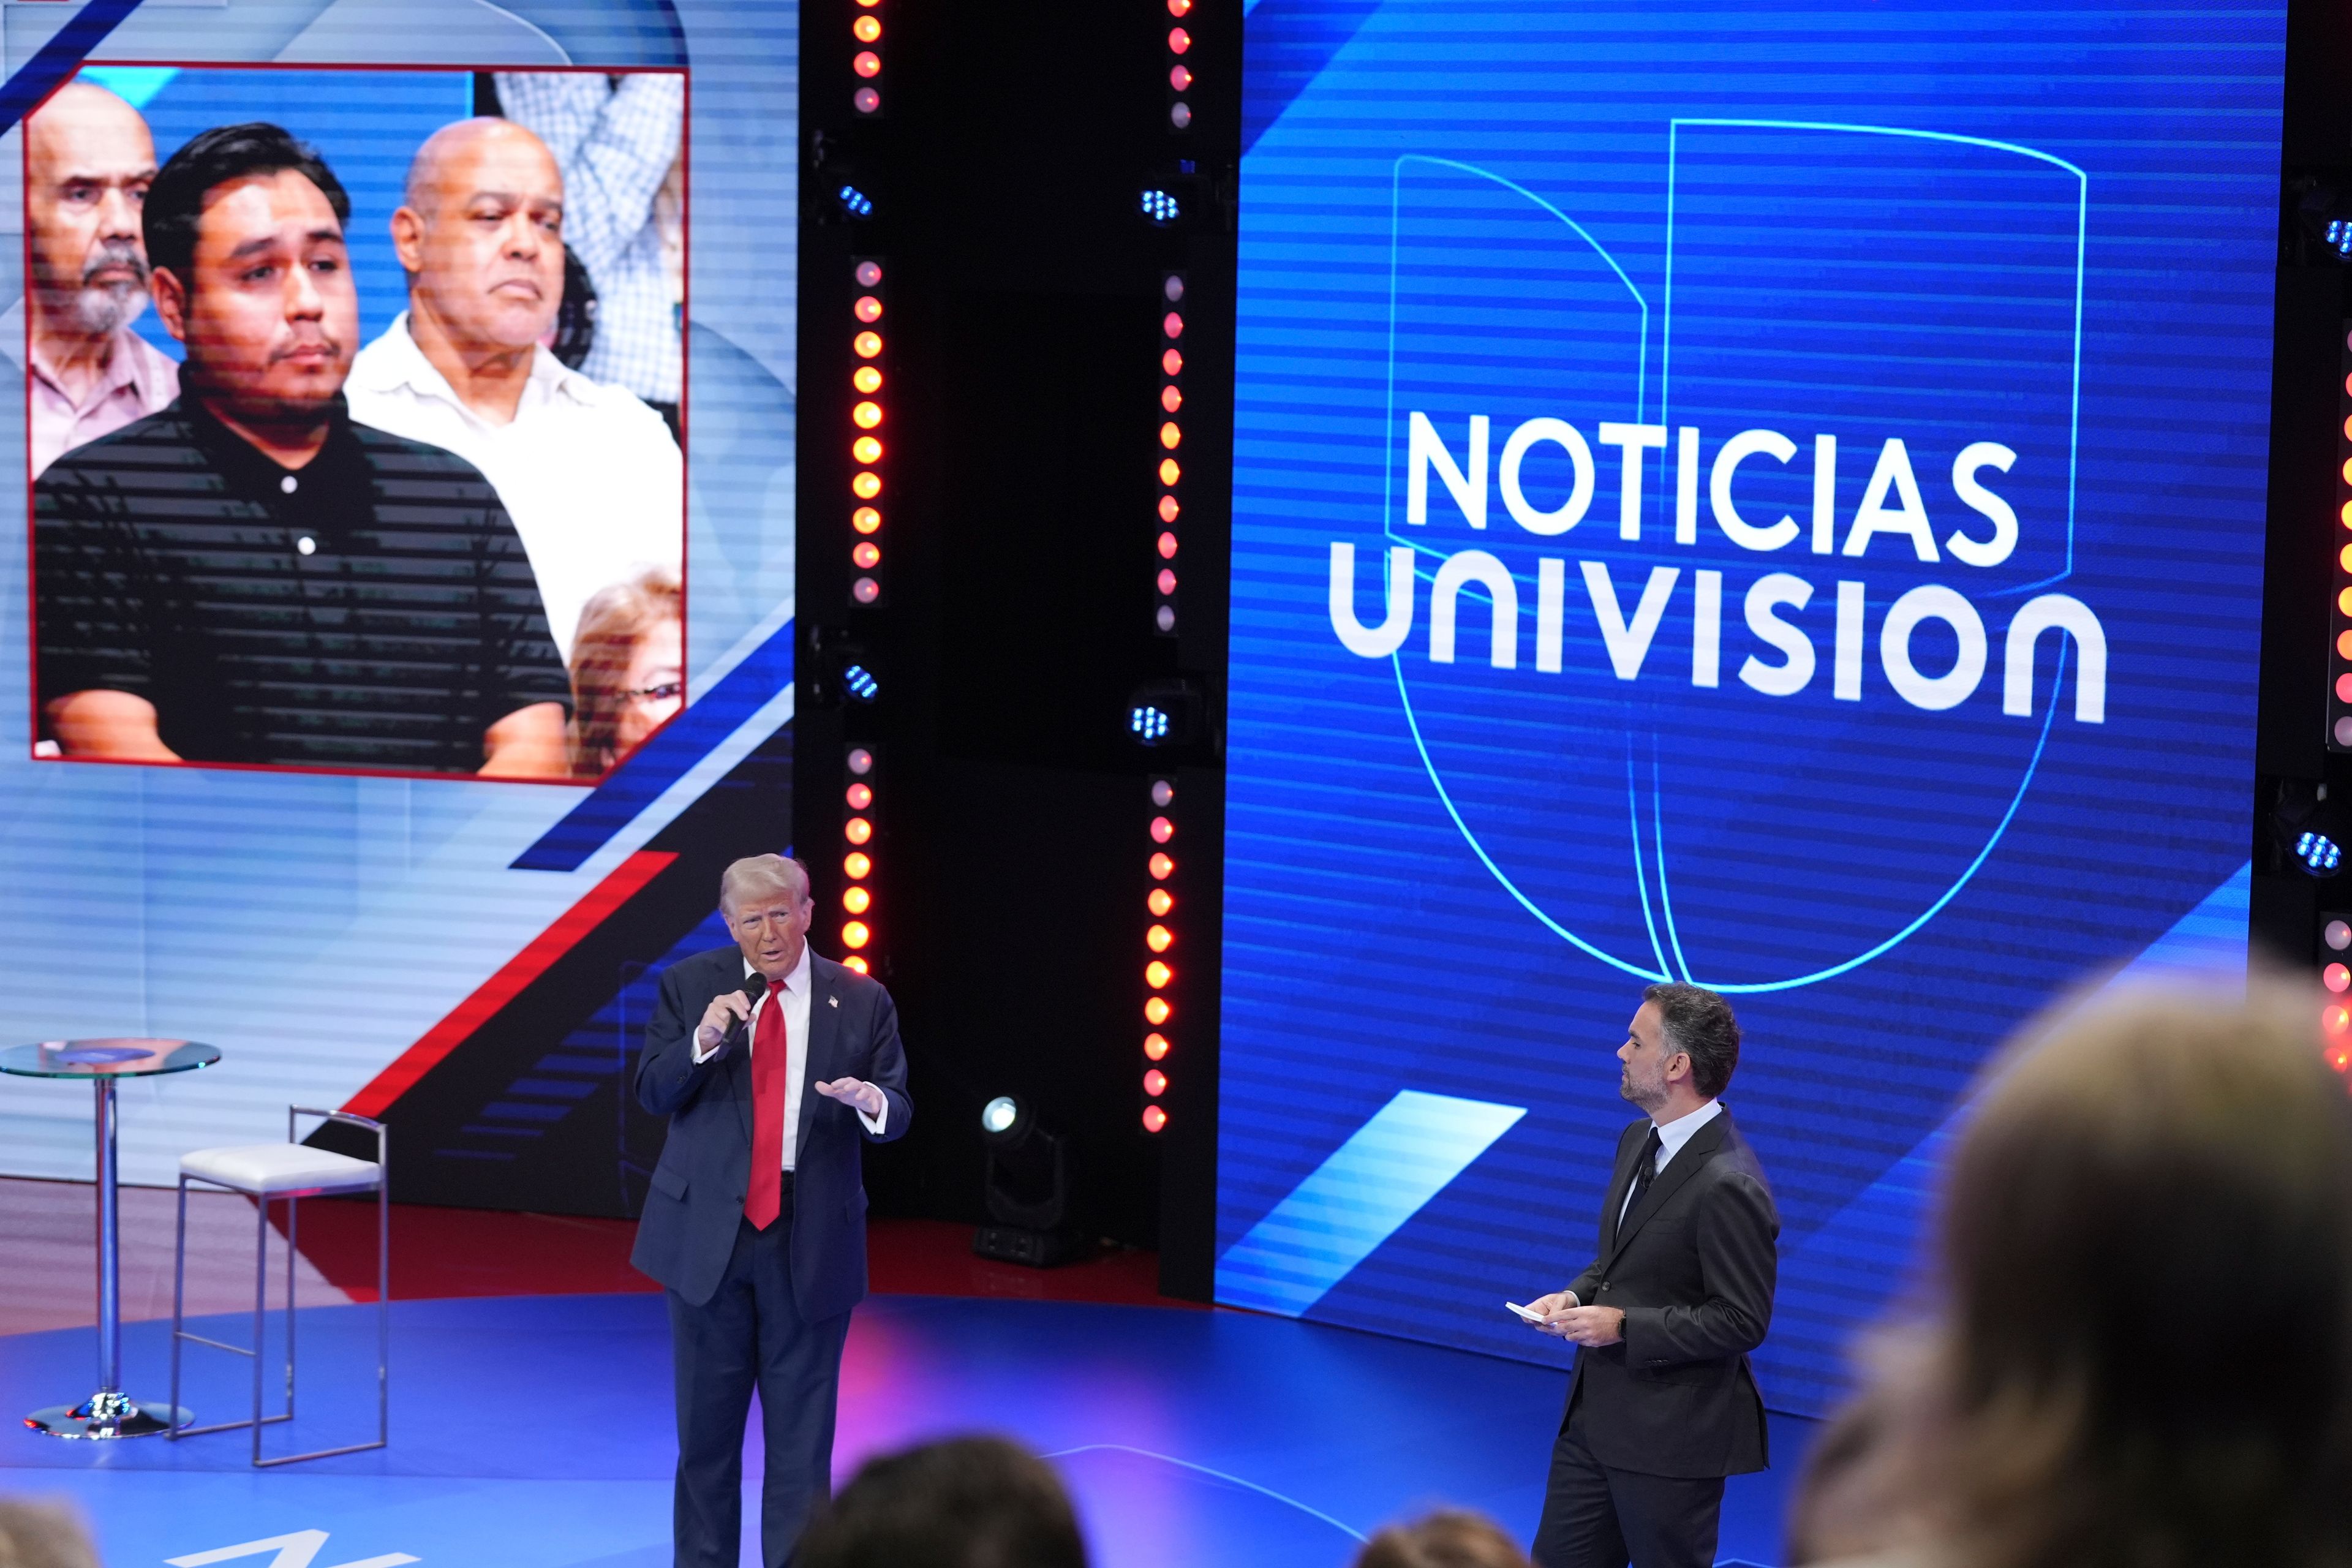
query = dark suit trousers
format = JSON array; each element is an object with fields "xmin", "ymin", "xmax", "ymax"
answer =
[
  {"xmin": 668, "ymin": 1186, "xmax": 853, "ymax": 1568},
  {"xmin": 1532, "ymin": 1389, "xmax": 1724, "ymax": 1568}
]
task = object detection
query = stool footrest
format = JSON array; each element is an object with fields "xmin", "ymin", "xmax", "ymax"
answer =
[
  {"xmin": 175, "ymin": 1412, "xmax": 291, "ymax": 1439},
  {"xmin": 255, "ymin": 1437, "xmax": 386, "ymax": 1467},
  {"xmin": 173, "ymin": 1330, "xmax": 252, "ymax": 1357}
]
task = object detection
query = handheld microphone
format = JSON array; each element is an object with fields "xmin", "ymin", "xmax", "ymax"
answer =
[{"xmin": 716, "ymin": 978, "xmax": 771, "ymax": 1054}]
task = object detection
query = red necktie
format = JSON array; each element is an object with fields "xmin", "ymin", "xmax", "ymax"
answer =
[{"xmin": 745, "ymin": 976, "xmax": 788, "ymax": 1230}]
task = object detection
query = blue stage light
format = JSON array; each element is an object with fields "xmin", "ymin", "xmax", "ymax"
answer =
[
  {"xmin": 1139, "ymin": 187, "xmax": 1181, "ymax": 225},
  {"xmin": 2302, "ymin": 831, "xmax": 2343, "ymax": 873},
  {"xmin": 837, "ymin": 184, "xmax": 875, "ymax": 219},
  {"xmin": 843, "ymin": 663, "xmax": 880, "ymax": 703},
  {"xmin": 2332, "ymin": 219, "xmax": 2352, "ymax": 257},
  {"xmin": 1131, "ymin": 704, "xmax": 1172, "ymax": 743}
]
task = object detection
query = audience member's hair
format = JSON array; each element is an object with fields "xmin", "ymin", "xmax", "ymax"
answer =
[
  {"xmin": 567, "ymin": 567, "xmax": 680, "ymax": 774},
  {"xmin": 144, "ymin": 123, "xmax": 349, "ymax": 279},
  {"xmin": 1642, "ymin": 981, "xmax": 1741, "ymax": 1097},
  {"xmin": 0, "ymin": 1501, "xmax": 100, "ymax": 1568},
  {"xmin": 1354, "ymin": 1509, "xmax": 1532, "ymax": 1568},
  {"xmin": 796, "ymin": 1435, "xmax": 1087, "ymax": 1568},
  {"xmin": 1790, "ymin": 981, "xmax": 2352, "ymax": 1568}
]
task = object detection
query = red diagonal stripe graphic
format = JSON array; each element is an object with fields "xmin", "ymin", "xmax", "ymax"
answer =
[{"xmin": 342, "ymin": 849, "xmax": 679, "ymax": 1119}]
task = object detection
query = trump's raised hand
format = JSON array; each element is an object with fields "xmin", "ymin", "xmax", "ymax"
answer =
[{"xmin": 815, "ymin": 1077, "xmax": 886, "ymax": 1117}]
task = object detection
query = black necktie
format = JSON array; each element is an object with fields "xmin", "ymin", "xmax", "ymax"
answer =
[{"xmin": 1624, "ymin": 1125, "xmax": 1664, "ymax": 1218}]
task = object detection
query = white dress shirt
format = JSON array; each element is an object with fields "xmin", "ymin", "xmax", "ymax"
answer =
[
  {"xmin": 345, "ymin": 314, "xmax": 682, "ymax": 660},
  {"xmin": 692, "ymin": 946, "xmax": 886, "ymax": 1167},
  {"xmin": 1618, "ymin": 1098, "xmax": 1723, "ymax": 1227}
]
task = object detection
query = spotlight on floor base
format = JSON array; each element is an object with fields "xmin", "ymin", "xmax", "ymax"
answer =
[{"xmin": 972, "ymin": 1094, "xmax": 1087, "ymax": 1268}]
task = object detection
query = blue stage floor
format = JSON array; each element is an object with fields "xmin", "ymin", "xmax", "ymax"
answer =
[{"xmin": 0, "ymin": 1295, "xmax": 1810, "ymax": 1567}]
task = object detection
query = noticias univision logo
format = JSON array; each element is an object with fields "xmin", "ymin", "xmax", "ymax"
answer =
[{"xmin": 1314, "ymin": 129, "xmax": 2107, "ymax": 993}]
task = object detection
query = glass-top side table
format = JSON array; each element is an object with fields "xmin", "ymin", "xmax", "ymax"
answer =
[{"xmin": 0, "ymin": 1039, "xmax": 222, "ymax": 1438}]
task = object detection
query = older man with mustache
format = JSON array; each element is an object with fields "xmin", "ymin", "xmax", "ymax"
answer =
[
  {"xmin": 18, "ymin": 81, "xmax": 179, "ymax": 476},
  {"xmin": 346, "ymin": 116, "xmax": 682, "ymax": 666},
  {"xmin": 32, "ymin": 122, "xmax": 570, "ymax": 777}
]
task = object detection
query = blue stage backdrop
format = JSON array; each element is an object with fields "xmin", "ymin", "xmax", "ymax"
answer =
[{"xmin": 1217, "ymin": 0, "xmax": 2280, "ymax": 1416}]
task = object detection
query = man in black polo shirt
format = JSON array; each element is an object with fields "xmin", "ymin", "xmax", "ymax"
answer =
[{"xmin": 34, "ymin": 122, "xmax": 570, "ymax": 777}]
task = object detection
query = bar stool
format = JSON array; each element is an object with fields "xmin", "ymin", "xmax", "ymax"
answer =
[{"xmin": 169, "ymin": 1106, "xmax": 388, "ymax": 1466}]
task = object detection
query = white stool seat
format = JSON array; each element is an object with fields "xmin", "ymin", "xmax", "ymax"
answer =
[{"xmin": 180, "ymin": 1143, "xmax": 381, "ymax": 1196}]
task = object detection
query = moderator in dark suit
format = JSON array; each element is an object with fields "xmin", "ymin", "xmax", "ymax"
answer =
[
  {"xmin": 632, "ymin": 883, "xmax": 912, "ymax": 1568},
  {"xmin": 1532, "ymin": 989, "xmax": 1778, "ymax": 1568}
]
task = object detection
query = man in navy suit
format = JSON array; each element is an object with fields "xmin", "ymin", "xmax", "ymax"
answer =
[
  {"xmin": 1520, "ymin": 982, "xmax": 1778, "ymax": 1568},
  {"xmin": 632, "ymin": 853, "xmax": 913, "ymax": 1568}
]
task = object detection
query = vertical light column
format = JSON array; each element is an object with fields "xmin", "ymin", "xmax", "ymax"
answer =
[
  {"xmin": 1166, "ymin": 0, "xmax": 1194, "ymax": 130},
  {"xmin": 1142, "ymin": 775, "xmax": 1177, "ymax": 1131},
  {"xmin": 842, "ymin": 745, "xmax": 878, "ymax": 974},
  {"xmin": 851, "ymin": 0, "xmax": 884, "ymax": 116},
  {"xmin": 850, "ymin": 257, "xmax": 887, "ymax": 608},
  {"xmin": 1156, "ymin": 273, "xmax": 1185, "ymax": 638}
]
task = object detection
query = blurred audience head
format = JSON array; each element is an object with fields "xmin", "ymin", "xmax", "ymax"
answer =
[
  {"xmin": 1791, "ymin": 981, "xmax": 2352, "ymax": 1568},
  {"xmin": 1354, "ymin": 1509, "xmax": 1532, "ymax": 1568},
  {"xmin": 796, "ymin": 1434, "xmax": 1087, "ymax": 1568},
  {"xmin": 567, "ymin": 567, "xmax": 681, "ymax": 775},
  {"xmin": 0, "ymin": 1500, "xmax": 100, "ymax": 1568}
]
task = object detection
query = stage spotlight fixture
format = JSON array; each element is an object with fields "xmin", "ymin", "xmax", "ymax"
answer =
[
  {"xmin": 836, "ymin": 184, "xmax": 874, "ymax": 219},
  {"xmin": 843, "ymin": 663, "xmax": 879, "ymax": 703},
  {"xmin": 2274, "ymin": 780, "xmax": 2350, "ymax": 878},
  {"xmin": 974, "ymin": 1096, "xmax": 1085, "ymax": 1267},
  {"xmin": 2294, "ymin": 180, "xmax": 2352, "ymax": 263},
  {"xmin": 1140, "ymin": 187, "xmax": 1182, "ymax": 225},
  {"xmin": 1126, "ymin": 677, "xmax": 1205, "ymax": 748}
]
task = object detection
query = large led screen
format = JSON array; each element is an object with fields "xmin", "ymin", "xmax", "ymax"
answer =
[
  {"xmin": 1218, "ymin": 0, "xmax": 2280, "ymax": 1415},
  {"xmin": 0, "ymin": 1, "xmax": 799, "ymax": 1203}
]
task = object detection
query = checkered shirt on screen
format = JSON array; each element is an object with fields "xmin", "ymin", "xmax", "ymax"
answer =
[{"xmin": 496, "ymin": 71, "xmax": 684, "ymax": 407}]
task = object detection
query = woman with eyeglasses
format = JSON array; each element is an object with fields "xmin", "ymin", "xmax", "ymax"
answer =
[{"xmin": 567, "ymin": 567, "xmax": 683, "ymax": 777}]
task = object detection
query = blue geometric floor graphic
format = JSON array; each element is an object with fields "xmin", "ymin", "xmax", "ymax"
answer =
[{"xmin": 0, "ymin": 1295, "xmax": 1811, "ymax": 1567}]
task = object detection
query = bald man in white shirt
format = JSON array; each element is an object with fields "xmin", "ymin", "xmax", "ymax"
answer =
[{"xmin": 347, "ymin": 116, "xmax": 680, "ymax": 661}]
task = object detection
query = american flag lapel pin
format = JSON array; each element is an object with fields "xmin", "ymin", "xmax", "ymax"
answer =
[{"xmin": 828, "ymin": 994, "xmax": 840, "ymax": 1008}]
